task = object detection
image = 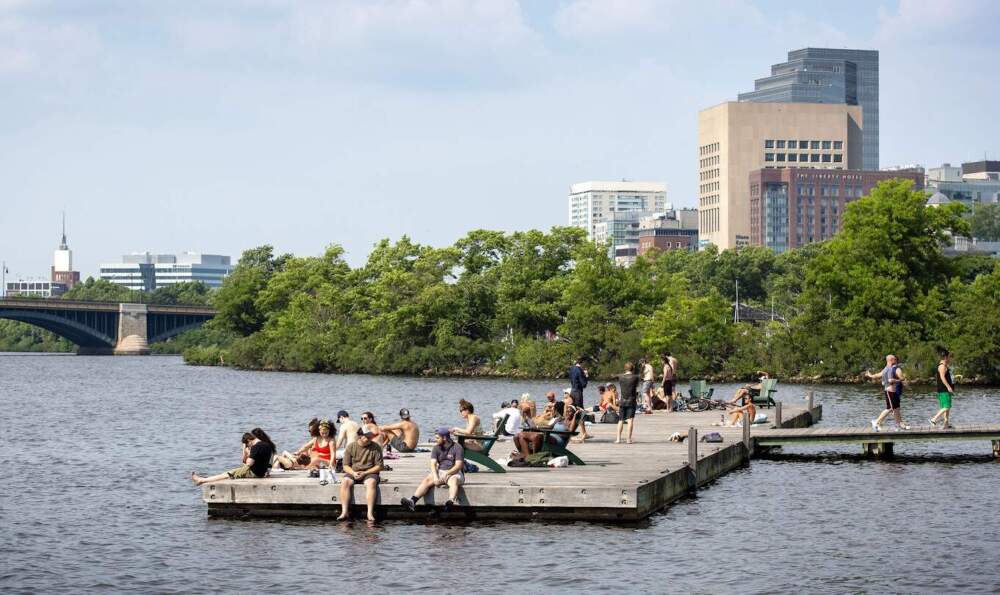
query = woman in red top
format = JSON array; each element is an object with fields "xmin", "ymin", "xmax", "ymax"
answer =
[{"xmin": 305, "ymin": 419, "xmax": 336, "ymax": 469}]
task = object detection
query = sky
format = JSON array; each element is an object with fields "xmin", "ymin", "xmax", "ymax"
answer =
[{"xmin": 2, "ymin": 0, "xmax": 999, "ymax": 279}]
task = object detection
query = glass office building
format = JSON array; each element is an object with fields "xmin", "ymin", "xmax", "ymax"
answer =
[
  {"xmin": 740, "ymin": 48, "xmax": 879, "ymax": 171},
  {"xmin": 100, "ymin": 252, "xmax": 233, "ymax": 292}
]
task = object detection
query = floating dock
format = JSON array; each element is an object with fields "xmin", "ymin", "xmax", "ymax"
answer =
[{"xmin": 203, "ymin": 398, "xmax": 822, "ymax": 522}]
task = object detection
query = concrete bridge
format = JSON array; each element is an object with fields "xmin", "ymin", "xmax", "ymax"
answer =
[{"xmin": 0, "ymin": 298, "xmax": 216, "ymax": 355}]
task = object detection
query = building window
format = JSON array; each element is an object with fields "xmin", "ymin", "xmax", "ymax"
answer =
[
  {"xmin": 833, "ymin": 154, "xmax": 843, "ymax": 163},
  {"xmin": 776, "ymin": 153, "xmax": 786, "ymax": 162},
  {"xmin": 810, "ymin": 154, "xmax": 820, "ymax": 162},
  {"xmin": 833, "ymin": 141, "xmax": 843, "ymax": 150},
  {"xmin": 765, "ymin": 153, "xmax": 775, "ymax": 162},
  {"xmin": 810, "ymin": 140, "xmax": 820, "ymax": 149},
  {"xmin": 788, "ymin": 140, "xmax": 797, "ymax": 147},
  {"xmin": 822, "ymin": 140, "xmax": 831, "ymax": 150},
  {"xmin": 822, "ymin": 154, "xmax": 832, "ymax": 163},
  {"xmin": 776, "ymin": 140, "xmax": 786, "ymax": 148},
  {"xmin": 787, "ymin": 154, "xmax": 797, "ymax": 162},
  {"xmin": 765, "ymin": 140, "xmax": 775, "ymax": 148}
]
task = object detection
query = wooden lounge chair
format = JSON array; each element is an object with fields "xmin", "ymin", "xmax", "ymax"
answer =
[
  {"xmin": 538, "ymin": 428, "xmax": 585, "ymax": 466},
  {"xmin": 751, "ymin": 378, "xmax": 778, "ymax": 408},
  {"xmin": 454, "ymin": 414, "xmax": 509, "ymax": 473},
  {"xmin": 688, "ymin": 379, "xmax": 714, "ymax": 400}
]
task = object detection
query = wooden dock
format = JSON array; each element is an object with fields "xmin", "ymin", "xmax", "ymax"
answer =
[
  {"xmin": 755, "ymin": 424, "xmax": 1000, "ymax": 458},
  {"xmin": 202, "ymin": 400, "xmax": 821, "ymax": 522}
]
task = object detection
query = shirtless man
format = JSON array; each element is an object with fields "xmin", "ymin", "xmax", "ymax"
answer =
[
  {"xmin": 335, "ymin": 410, "xmax": 360, "ymax": 452},
  {"xmin": 724, "ymin": 390, "xmax": 756, "ymax": 427},
  {"xmin": 379, "ymin": 408, "xmax": 420, "ymax": 452}
]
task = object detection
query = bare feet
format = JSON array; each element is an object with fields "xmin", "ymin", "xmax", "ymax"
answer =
[
  {"xmin": 190, "ymin": 471, "xmax": 204, "ymax": 486},
  {"xmin": 367, "ymin": 515, "xmax": 376, "ymax": 522},
  {"xmin": 336, "ymin": 514, "xmax": 349, "ymax": 521},
  {"xmin": 626, "ymin": 439, "xmax": 634, "ymax": 444},
  {"xmin": 614, "ymin": 439, "xmax": 621, "ymax": 444}
]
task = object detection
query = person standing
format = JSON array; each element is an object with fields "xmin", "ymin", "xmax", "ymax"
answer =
[
  {"xmin": 866, "ymin": 354, "xmax": 910, "ymax": 431},
  {"xmin": 930, "ymin": 350, "xmax": 955, "ymax": 429},
  {"xmin": 661, "ymin": 352, "xmax": 679, "ymax": 402},
  {"xmin": 640, "ymin": 358, "xmax": 656, "ymax": 414},
  {"xmin": 568, "ymin": 357, "xmax": 589, "ymax": 409},
  {"xmin": 616, "ymin": 362, "xmax": 640, "ymax": 444}
]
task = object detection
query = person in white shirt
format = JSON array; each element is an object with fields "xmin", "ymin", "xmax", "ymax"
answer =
[{"xmin": 492, "ymin": 400, "xmax": 523, "ymax": 436}]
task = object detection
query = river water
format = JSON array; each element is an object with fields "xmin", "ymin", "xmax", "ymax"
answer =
[{"xmin": 1, "ymin": 354, "xmax": 998, "ymax": 594}]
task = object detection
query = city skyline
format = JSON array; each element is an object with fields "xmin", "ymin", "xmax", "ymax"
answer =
[{"xmin": 2, "ymin": 0, "xmax": 999, "ymax": 277}]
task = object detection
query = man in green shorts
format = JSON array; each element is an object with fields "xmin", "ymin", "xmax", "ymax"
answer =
[{"xmin": 930, "ymin": 350, "xmax": 955, "ymax": 429}]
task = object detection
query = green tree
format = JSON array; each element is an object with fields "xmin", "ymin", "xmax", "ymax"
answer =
[
  {"xmin": 149, "ymin": 281, "xmax": 212, "ymax": 306},
  {"xmin": 969, "ymin": 202, "xmax": 1000, "ymax": 241},
  {"xmin": 62, "ymin": 278, "xmax": 135, "ymax": 302},
  {"xmin": 212, "ymin": 245, "xmax": 291, "ymax": 335}
]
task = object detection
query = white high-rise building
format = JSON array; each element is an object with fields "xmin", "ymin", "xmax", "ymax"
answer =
[
  {"xmin": 51, "ymin": 213, "xmax": 80, "ymax": 290},
  {"xmin": 568, "ymin": 181, "xmax": 667, "ymax": 241},
  {"xmin": 100, "ymin": 252, "xmax": 233, "ymax": 292}
]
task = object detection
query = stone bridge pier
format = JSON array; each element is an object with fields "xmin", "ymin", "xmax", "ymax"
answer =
[{"xmin": 115, "ymin": 303, "xmax": 150, "ymax": 355}]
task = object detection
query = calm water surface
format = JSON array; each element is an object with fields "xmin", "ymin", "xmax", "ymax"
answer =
[{"xmin": 1, "ymin": 355, "xmax": 999, "ymax": 594}]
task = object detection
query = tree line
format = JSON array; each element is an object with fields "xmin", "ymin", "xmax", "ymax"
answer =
[{"xmin": 183, "ymin": 180, "xmax": 1000, "ymax": 383}]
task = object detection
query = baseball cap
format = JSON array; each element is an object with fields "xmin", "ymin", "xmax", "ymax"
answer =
[
  {"xmin": 399, "ymin": 408, "xmax": 410, "ymax": 420},
  {"xmin": 563, "ymin": 387, "xmax": 572, "ymax": 394},
  {"xmin": 436, "ymin": 426, "xmax": 451, "ymax": 438},
  {"xmin": 336, "ymin": 410, "xmax": 349, "ymax": 419}
]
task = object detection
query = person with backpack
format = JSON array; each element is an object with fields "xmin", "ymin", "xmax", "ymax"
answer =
[
  {"xmin": 866, "ymin": 354, "xmax": 911, "ymax": 431},
  {"xmin": 616, "ymin": 362, "xmax": 640, "ymax": 444}
]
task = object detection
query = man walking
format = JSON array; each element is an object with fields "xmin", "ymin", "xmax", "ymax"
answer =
[
  {"xmin": 568, "ymin": 357, "xmax": 589, "ymax": 409},
  {"xmin": 930, "ymin": 350, "xmax": 955, "ymax": 429},
  {"xmin": 616, "ymin": 362, "xmax": 640, "ymax": 444},
  {"xmin": 400, "ymin": 427, "xmax": 465, "ymax": 513},
  {"xmin": 866, "ymin": 354, "xmax": 910, "ymax": 431}
]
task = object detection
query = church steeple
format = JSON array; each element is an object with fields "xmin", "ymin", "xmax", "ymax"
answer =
[{"xmin": 59, "ymin": 211, "xmax": 68, "ymax": 250}]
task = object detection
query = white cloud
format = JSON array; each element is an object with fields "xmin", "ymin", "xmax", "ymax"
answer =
[{"xmin": 553, "ymin": 0, "xmax": 764, "ymax": 38}]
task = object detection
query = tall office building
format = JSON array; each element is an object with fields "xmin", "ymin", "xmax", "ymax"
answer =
[
  {"xmin": 698, "ymin": 101, "xmax": 863, "ymax": 249},
  {"xmin": 100, "ymin": 252, "xmax": 233, "ymax": 292},
  {"xmin": 740, "ymin": 48, "xmax": 879, "ymax": 170},
  {"xmin": 51, "ymin": 213, "xmax": 80, "ymax": 290},
  {"xmin": 568, "ymin": 181, "xmax": 667, "ymax": 241}
]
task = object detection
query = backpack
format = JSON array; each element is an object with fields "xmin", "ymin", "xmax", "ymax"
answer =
[
  {"xmin": 700, "ymin": 432, "xmax": 724, "ymax": 443},
  {"xmin": 600, "ymin": 409, "xmax": 620, "ymax": 424}
]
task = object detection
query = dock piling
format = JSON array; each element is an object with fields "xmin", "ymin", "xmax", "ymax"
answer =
[
  {"xmin": 688, "ymin": 426, "xmax": 698, "ymax": 489},
  {"xmin": 993, "ymin": 440, "xmax": 999, "ymax": 458},
  {"xmin": 775, "ymin": 401, "xmax": 783, "ymax": 427},
  {"xmin": 806, "ymin": 391, "xmax": 814, "ymax": 415},
  {"xmin": 742, "ymin": 411, "xmax": 751, "ymax": 454}
]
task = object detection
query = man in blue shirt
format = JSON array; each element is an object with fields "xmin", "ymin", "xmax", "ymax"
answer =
[{"xmin": 568, "ymin": 357, "xmax": 589, "ymax": 408}]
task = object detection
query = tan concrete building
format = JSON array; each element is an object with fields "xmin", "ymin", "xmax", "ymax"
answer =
[{"xmin": 697, "ymin": 102, "xmax": 863, "ymax": 249}]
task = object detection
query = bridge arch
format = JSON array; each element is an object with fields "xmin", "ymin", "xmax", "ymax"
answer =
[
  {"xmin": 148, "ymin": 319, "xmax": 211, "ymax": 344},
  {"xmin": 0, "ymin": 309, "xmax": 116, "ymax": 349}
]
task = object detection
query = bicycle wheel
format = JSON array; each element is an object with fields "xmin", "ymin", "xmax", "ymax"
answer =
[{"xmin": 687, "ymin": 398, "xmax": 710, "ymax": 412}]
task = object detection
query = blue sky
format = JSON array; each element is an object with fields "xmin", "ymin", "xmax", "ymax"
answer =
[{"xmin": 2, "ymin": 0, "xmax": 998, "ymax": 278}]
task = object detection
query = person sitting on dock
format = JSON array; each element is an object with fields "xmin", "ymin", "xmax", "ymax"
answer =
[
  {"xmin": 273, "ymin": 452, "xmax": 312, "ymax": 470},
  {"xmin": 300, "ymin": 418, "xmax": 335, "ymax": 468},
  {"xmin": 492, "ymin": 400, "xmax": 523, "ymax": 436},
  {"xmin": 723, "ymin": 392, "xmax": 756, "ymax": 427},
  {"xmin": 400, "ymin": 427, "xmax": 465, "ymax": 513},
  {"xmin": 521, "ymin": 392, "xmax": 538, "ymax": 419},
  {"xmin": 361, "ymin": 411, "xmax": 383, "ymax": 445},
  {"xmin": 651, "ymin": 387, "xmax": 672, "ymax": 411},
  {"xmin": 513, "ymin": 401, "xmax": 568, "ymax": 457},
  {"xmin": 451, "ymin": 399, "xmax": 484, "ymax": 452},
  {"xmin": 379, "ymin": 408, "xmax": 420, "ymax": 452},
  {"xmin": 335, "ymin": 410, "xmax": 360, "ymax": 454},
  {"xmin": 562, "ymin": 391, "xmax": 592, "ymax": 443},
  {"xmin": 191, "ymin": 427, "xmax": 276, "ymax": 485},
  {"xmin": 337, "ymin": 429, "xmax": 384, "ymax": 522}
]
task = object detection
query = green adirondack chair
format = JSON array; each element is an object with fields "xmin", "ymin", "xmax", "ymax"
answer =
[
  {"xmin": 455, "ymin": 414, "xmax": 508, "ymax": 473},
  {"xmin": 538, "ymin": 429, "xmax": 585, "ymax": 465},
  {"xmin": 688, "ymin": 379, "xmax": 715, "ymax": 400},
  {"xmin": 751, "ymin": 378, "xmax": 778, "ymax": 408}
]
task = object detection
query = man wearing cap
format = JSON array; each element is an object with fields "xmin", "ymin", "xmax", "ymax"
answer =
[
  {"xmin": 379, "ymin": 408, "xmax": 420, "ymax": 453},
  {"xmin": 400, "ymin": 427, "xmax": 464, "ymax": 513},
  {"xmin": 334, "ymin": 411, "xmax": 360, "ymax": 453},
  {"xmin": 337, "ymin": 428, "xmax": 384, "ymax": 522}
]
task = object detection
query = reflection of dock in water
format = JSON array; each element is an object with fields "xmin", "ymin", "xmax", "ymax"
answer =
[{"xmin": 203, "ymin": 398, "xmax": 828, "ymax": 522}]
